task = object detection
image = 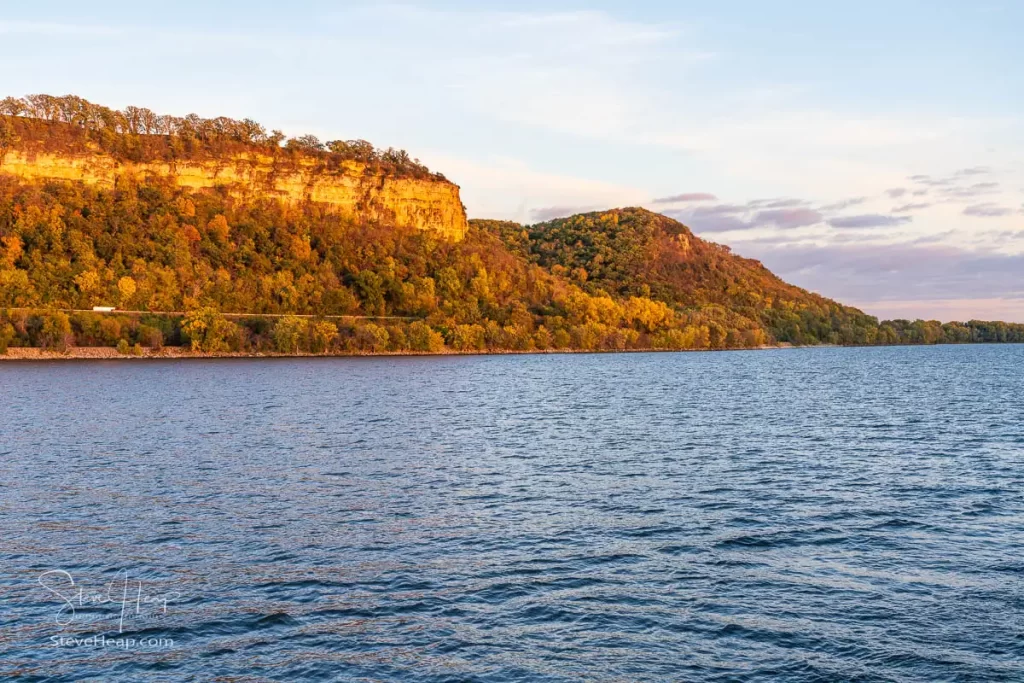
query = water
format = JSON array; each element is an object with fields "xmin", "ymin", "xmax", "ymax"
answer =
[{"xmin": 1, "ymin": 345, "xmax": 1022, "ymax": 682}]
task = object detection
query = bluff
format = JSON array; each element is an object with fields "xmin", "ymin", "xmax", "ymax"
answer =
[
  {"xmin": 0, "ymin": 96, "xmax": 468, "ymax": 240},
  {"xmin": 0, "ymin": 148, "xmax": 468, "ymax": 240}
]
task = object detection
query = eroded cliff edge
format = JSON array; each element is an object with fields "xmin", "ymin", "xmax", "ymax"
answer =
[{"xmin": 0, "ymin": 148, "xmax": 469, "ymax": 241}]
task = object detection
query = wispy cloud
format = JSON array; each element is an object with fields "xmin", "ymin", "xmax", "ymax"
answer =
[
  {"xmin": 963, "ymin": 203, "xmax": 1014, "ymax": 217},
  {"xmin": 820, "ymin": 197, "xmax": 868, "ymax": 211},
  {"xmin": 909, "ymin": 174, "xmax": 956, "ymax": 188},
  {"xmin": 651, "ymin": 192, "xmax": 717, "ymax": 204},
  {"xmin": 829, "ymin": 214, "xmax": 913, "ymax": 229},
  {"xmin": 753, "ymin": 208, "xmax": 823, "ymax": 229},
  {"xmin": 530, "ymin": 205, "xmax": 599, "ymax": 222},
  {"xmin": 893, "ymin": 202, "xmax": 932, "ymax": 213},
  {"xmin": 746, "ymin": 198, "xmax": 809, "ymax": 209},
  {"xmin": 940, "ymin": 182, "xmax": 1000, "ymax": 200},
  {"xmin": 665, "ymin": 204, "xmax": 752, "ymax": 233},
  {"xmin": 729, "ymin": 240, "xmax": 1024, "ymax": 321}
]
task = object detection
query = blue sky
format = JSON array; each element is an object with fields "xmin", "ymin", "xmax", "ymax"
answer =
[{"xmin": 2, "ymin": 1, "xmax": 1023, "ymax": 321}]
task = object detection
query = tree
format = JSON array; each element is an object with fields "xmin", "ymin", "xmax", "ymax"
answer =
[
  {"xmin": 39, "ymin": 311, "xmax": 73, "ymax": 351},
  {"xmin": 0, "ymin": 322, "xmax": 15, "ymax": 354},
  {"xmin": 272, "ymin": 316, "xmax": 307, "ymax": 353},
  {"xmin": 452, "ymin": 324, "xmax": 485, "ymax": 351},
  {"xmin": 355, "ymin": 323, "xmax": 389, "ymax": 352},
  {"xmin": 181, "ymin": 307, "xmax": 236, "ymax": 352},
  {"xmin": 311, "ymin": 321, "xmax": 338, "ymax": 353},
  {"xmin": 117, "ymin": 276, "xmax": 137, "ymax": 307},
  {"xmin": 286, "ymin": 134, "xmax": 324, "ymax": 152},
  {"xmin": 406, "ymin": 321, "xmax": 444, "ymax": 352}
]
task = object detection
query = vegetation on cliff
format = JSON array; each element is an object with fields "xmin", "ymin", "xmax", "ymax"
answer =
[{"xmin": 0, "ymin": 94, "xmax": 443, "ymax": 180}]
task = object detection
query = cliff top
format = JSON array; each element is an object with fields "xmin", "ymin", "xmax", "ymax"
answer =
[{"xmin": 0, "ymin": 93, "xmax": 446, "ymax": 182}]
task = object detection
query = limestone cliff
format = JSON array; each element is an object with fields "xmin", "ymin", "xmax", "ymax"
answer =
[{"xmin": 0, "ymin": 148, "xmax": 468, "ymax": 241}]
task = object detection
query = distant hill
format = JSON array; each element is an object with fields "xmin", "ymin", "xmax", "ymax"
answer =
[
  {"xmin": 476, "ymin": 208, "xmax": 880, "ymax": 346},
  {"xmin": 1, "ymin": 95, "xmax": 1021, "ymax": 355}
]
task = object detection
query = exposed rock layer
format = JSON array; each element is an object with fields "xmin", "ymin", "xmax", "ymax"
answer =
[{"xmin": 0, "ymin": 149, "xmax": 469, "ymax": 240}]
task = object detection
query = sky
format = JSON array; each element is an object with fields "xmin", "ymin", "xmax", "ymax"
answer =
[{"xmin": 2, "ymin": 1, "xmax": 1023, "ymax": 321}]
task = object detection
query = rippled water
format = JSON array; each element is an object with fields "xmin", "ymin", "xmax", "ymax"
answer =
[{"xmin": 1, "ymin": 345, "xmax": 1022, "ymax": 681}]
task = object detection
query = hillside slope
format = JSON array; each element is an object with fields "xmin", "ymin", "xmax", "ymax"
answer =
[{"xmin": 476, "ymin": 208, "xmax": 879, "ymax": 345}]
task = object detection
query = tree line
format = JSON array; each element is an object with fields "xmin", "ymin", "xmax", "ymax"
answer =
[{"xmin": 0, "ymin": 93, "xmax": 441, "ymax": 180}]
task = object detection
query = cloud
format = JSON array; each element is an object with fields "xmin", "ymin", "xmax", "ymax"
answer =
[
  {"xmin": 829, "ymin": 214, "xmax": 913, "ymax": 229},
  {"xmin": 666, "ymin": 204, "xmax": 753, "ymax": 233},
  {"xmin": 963, "ymin": 203, "xmax": 1014, "ymax": 217},
  {"xmin": 753, "ymin": 208, "xmax": 824, "ymax": 229},
  {"xmin": 905, "ymin": 171, "xmax": 1003, "ymax": 202},
  {"xmin": 956, "ymin": 166, "xmax": 992, "ymax": 176},
  {"xmin": 909, "ymin": 174, "xmax": 954, "ymax": 187},
  {"xmin": 746, "ymin": 197, "xmax": 808, "ymax": 209},
  {"xmin": 727, "ymin": 240, "xmax": 1024, "ymax": 322},
  {"xmin": 886, "ymin": 188, "xmax": 907, "ymax": 199},
  {"xmin": 893, "ymin": 202, "xmax": 932, "ymax": 213},
  {"xmin": 940, "ymin": 181, "xmax": 1000, "ymax": 200},
  {"xmin": 819, "ymin": 197, "xmax": 867, "ymax": 211},
  {"xmin": 651, "ymin": 192, "xmax": 718, "ymax": 204},
  {"xmin": 530, "ymin": 205, "xmax": 599, "ymax": 221},
  {"xmin": 671, "ymin": 198, "xmax": 829, "ymax": 232}
]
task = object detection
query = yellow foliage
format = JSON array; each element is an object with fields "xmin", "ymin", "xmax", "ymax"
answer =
[
  {"xmin": 117, "ymin": 276, "xmax": 137, "ymax": 305},
  {"xmin": 207, "ymin": 214, "xmax": 230, "ymax": 243}
]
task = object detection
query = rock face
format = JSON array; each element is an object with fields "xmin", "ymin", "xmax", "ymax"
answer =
[{"xmin": 0, "ymin": 149, "xmax": 469, "ymax": 241}]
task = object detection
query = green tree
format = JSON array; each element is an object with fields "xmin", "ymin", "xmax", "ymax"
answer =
[
  {"xmin": 181, "ymin": 307, "xmax": 236, "ymax": 352},
  {"xmin": 311, "ymin": 321, "xmax": 338, "ymax": 354},
  {"xmin": 39, "ymin": 311, "xmax": 73, "ymax": 351},
  {"xmin": 272, "ymin": 316, "xmax": 307, "ymax": 353},
  {"xmin": 355, "ymin": 323, "xmax": 390, "ymax": 352},
  {"xmin": 406, "ymin": 321, "xmax": 445, "ymax": 353}
]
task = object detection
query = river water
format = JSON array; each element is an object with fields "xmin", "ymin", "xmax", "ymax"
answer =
[{"xmin": 1, "ymin": 346, "xmax": 1022, "ymax": 681}]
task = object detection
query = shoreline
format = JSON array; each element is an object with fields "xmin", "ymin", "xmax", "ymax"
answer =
[
  {"xmin": 0, "ymin": 345, "xmax": 789, "ymax": 361},
  {"xmin": 2, "ymin": 342, "xmax": 1018, "ymax": 362}
]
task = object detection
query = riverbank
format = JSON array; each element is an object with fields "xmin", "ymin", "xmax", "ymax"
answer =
[{"xmin": 0, "ymin": 344, "xmax": 800, "ymax": 361}]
